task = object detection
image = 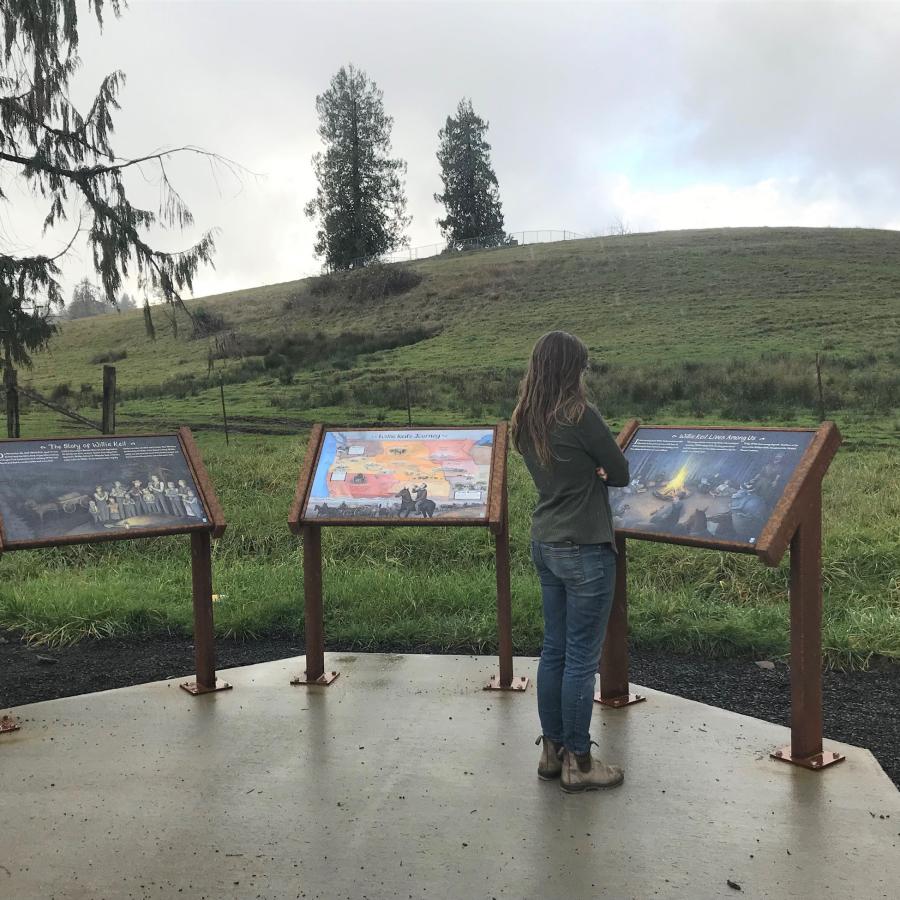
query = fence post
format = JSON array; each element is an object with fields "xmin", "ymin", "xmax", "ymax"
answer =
[
  {"xmin": 220, "ymin": 377, "xmax": 230, "ymax": 445},
  {"xmin": 4, "ymin": 366, "xmax": 19, "ymax": 438},
  {"xmin": 101, "ymin": 365, "xmax": 116, "ymax": 435},
  {"xmin": 815, "ymin": 353, "xmax": 826, "ymax": 422}
]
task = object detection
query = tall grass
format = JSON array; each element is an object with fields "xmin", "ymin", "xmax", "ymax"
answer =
[{"xmin": 265, "ymin": 352, "xmax": 898, "ymax": 427}]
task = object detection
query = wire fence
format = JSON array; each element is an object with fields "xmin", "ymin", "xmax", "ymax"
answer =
[{"xmin": 340, "ymin": 228, "xmax": 589, "ymax": 271}]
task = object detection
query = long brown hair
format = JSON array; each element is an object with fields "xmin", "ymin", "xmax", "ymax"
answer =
[{"xmin": 510, "ymin": 331, "xmax": 589, "ymax": 467}]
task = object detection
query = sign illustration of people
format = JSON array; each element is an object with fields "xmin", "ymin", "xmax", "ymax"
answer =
[
  {"xmin": 0, "ymin": 436, "xmax": 209, "ymax": 545},
  {"xmin": 611, "ymin": 428, "xmax": 815, "ymax": 547},
  {"xmin": 412, "ymin": 483, "xmax": 436, "ymax": 518},
  {"xmin": 305, "ymin": 429, "xmax": 495, "ymax": 522}
]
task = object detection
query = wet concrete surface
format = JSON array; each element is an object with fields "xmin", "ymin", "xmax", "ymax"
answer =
[{"xmin": 2, "ymin": 653, "xmax": 898, "ymax": 899}]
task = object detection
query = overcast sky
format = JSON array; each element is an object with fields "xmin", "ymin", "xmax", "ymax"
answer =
[{"xmin": 5, "ymin": 0, "xmax": 900, "ymax": 302}]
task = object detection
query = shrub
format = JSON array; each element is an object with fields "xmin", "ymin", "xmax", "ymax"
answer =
[
  {"xmin": 191, "ymin": 307, "xmax": 228, "ymax": 338},
  {"xmin": 89, "ymin": 350, "xmax": 127, "ymax": 364},
  {"xmin": 263, "ymin": 352, "xmax": 289, "ymax": 371},
  {"xmin": 308, "ymin": 263, "xmax": 423, "ymax": 304}
]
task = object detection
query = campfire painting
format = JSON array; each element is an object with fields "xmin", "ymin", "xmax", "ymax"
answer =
[
  {"xmin": 610, "ymin": 427, "xmax": 815, "ymax": 546},
  {"xmin": 653, "ymin": 464, "xmax": 690, "ymax": 501}
]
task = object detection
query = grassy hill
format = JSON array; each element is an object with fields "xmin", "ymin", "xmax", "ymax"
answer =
[
  {"xmin": 21, "ymin": 226, "xmax": 900, "ymax": 442},
  {"xmin": 2, "ymin": 227, "xmax": 898, "ymax": 665}
]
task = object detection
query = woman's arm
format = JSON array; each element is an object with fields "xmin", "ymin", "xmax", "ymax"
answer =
[{"xmin": 581, "ymin": 406, "xmax": 630, "ymax": 487}]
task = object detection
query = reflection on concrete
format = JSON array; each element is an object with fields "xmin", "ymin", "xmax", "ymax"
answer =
[{"xmin": 2, "ymin": 653, "xmax": 898, "ymax": 899}]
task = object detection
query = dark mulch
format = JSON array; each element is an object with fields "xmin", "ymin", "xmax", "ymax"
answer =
[{"xmin": 1, "ymin": 630, "xmax": 897, "ymax": 787}]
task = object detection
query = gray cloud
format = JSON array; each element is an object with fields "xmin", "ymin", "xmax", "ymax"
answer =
[{"xmin": 11, "ymin": 0, "xmax": 899, "ymax": 299}]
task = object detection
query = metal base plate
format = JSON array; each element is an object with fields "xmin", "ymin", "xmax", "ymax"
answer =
[
  {"xmin": 1, "ymin": 715, "xmax": 21, "ymax": 734},
  {"xmin": 594, "ymin": 691, "xmax": 647, "ymax": 708},
  {"xmin": 484, "ymin": 674, "xmax": 529, "ymax": 691},
  {"xmin": 179, "ymin": 679, "xmax": 233, "ymax": 695},
  {"xmin": 291, "ymin": 670, "xmax": 340, "ymax": 686},
  {"xmin": 771, "ymin": 746, "xmax": 845, "ymax": 770}
]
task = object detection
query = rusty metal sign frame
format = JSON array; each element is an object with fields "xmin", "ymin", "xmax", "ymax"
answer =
[
  {"xmin": 598, "ymin": 419, "xmax": 845, "ymax": 771},
  {"xmin": 288, "ymin": 422, "xmax": 528, "ymax": 693},
  {"xmin": 0, "ymin": 428, "xmax": 232, "ymax": 737}
]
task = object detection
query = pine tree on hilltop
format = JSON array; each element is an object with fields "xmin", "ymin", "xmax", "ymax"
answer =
[
  {"xmin": 305, "ymin": 65, "xmax": 410, "ymax": 271},
  {"xmin": 435, "ymin": 99, "xmax": 507, "ymax": 249},
  {"xmin": 66, "ymin": 278, "xmax": 113, "ymax": 320}
]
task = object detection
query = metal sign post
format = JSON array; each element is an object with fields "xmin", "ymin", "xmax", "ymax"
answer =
[
  {"xmin": 595, "ymin": 533, "xmax": 645, "ymax": 707},
  {"xmin": 289, "ymin": 523, "xmax": 339, "ymax": 686},
  {"xmin": 486, "ymin": 441, "xmax": 527, "ymax": 692}
]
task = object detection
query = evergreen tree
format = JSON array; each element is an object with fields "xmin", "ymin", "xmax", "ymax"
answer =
[
  {"xmin": 66, "ymin": 278, "xmax": 112, "ymax": 319},
  {"xmin": 305, "ymin": 65, "xmax": 410, "ymax": 270},
  {"xmin": 142, "ymin": 298, "xmax": 156, "ymax": 341},
  {"xmin": 0, "ymin": 1, "xmax": 222, "ymax": 373},
  {"xmin": 435, "ymin": 99, "xmax": 506, "ymax": 249}
]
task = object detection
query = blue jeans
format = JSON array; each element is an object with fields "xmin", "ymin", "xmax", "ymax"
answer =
[{"xmin": 532, "ymin": 541, "xmax": 616, "ymax": 755}]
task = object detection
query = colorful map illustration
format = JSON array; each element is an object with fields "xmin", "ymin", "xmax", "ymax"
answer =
[{"xmin": 304, "ymin": 429, "xmax": 494, "ymax": 521}]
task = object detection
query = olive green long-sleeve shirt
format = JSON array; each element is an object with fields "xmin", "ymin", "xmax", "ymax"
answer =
[{"xmin": 519, "ymin": 404, "xmax": 629, "ymax": 545}]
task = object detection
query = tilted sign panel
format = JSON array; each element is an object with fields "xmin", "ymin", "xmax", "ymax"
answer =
[
  {"xmin": 610, "ymin": 427, "xmax": 816, "ymax": 549},
  {"xmin": 304, "ymin": 428, "xmax": 495, "ymax": 523},
  {"xmin": 0, "ymin": 435, "xmax": 209, "ymax": 548}
]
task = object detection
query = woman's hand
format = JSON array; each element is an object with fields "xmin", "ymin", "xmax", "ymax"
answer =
[{"xmin": 596, "ymin": 467, "xmax": 608, "ymax": 481}]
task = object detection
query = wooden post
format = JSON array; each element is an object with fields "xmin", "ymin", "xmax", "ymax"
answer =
[
  {"xmin": 404, "ymin": 378, "xmax": 412, "ymax": 426},
  {"xmin": 101, "ymin": 365, "xmax": 116, "ymax": 435},
  {"xmin": 291, "ymin": 524, "xmax": 338, "ymax": 685},
  {"xmin": 596, "ymin": 535, "xmax": 645, "ymax": 707},
  {"xmin": 179, "ymin": 530, "xmax": 232, "ymax": 695},
  {"xmin": 220, "ymin": 378, "xmax": 230, "ymax": 445},
  {"xmin": 5, "ymin": 366, "xmax": 20, "ymax": 438},
  {"xmin": 772, "ymin": 489, "xmax": 843, "ymax": 769},
  {"xmin": 815, "ymin": 353, "xmax": 826, "ymax": 422}
]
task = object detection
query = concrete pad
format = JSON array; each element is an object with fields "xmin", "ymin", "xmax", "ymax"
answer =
[{"xmin": 2, "ymin": 653, "xmax": 898, "ymax": 900}]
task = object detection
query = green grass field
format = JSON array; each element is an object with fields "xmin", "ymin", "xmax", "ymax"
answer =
[{"xmin": 2, "ymin": 227, "xmax": 898, "ymax": 665}]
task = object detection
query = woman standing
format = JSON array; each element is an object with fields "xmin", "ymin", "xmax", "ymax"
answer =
[{"xmin": 511, "ymin": 331, "xmax": 630, "ymax": 793}]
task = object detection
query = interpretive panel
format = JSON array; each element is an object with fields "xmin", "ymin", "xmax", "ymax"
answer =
[
  {"xmin": 303, "ymin": 428, "xmax": 495, "ymax": 522},
  {"xmin": 0, "ymin": 435, "xmax": 209, "ymax": 547},
  {"xmin": 610, "ymin": 427, "xmax": 815, "ymax": 547}
]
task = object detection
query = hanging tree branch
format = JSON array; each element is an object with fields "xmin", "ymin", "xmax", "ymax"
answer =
[{"xmin": 0, "ymin": 0, "xmax": 237, "ymax": 368}]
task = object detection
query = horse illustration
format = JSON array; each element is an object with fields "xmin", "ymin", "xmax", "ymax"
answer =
[
  {"xmin": 24, "ymin": 499, "xmax": 60, "ymax": 525},
  {"xmin": 416, "ymin": 498, "xmax": 436, "ymax": 518},
  {"xmin": 395, "ymin": 487, "xmax": 417, "ymax": 518}
]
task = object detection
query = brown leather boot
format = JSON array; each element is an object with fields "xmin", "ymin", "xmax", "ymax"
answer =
[
  {"xmin": 560, "ymin": 744, "xmax": 624, "ymax": 793},
  {"xmin": 536, "ymin": 735, "xmax": 564, "ymax": 780}
]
